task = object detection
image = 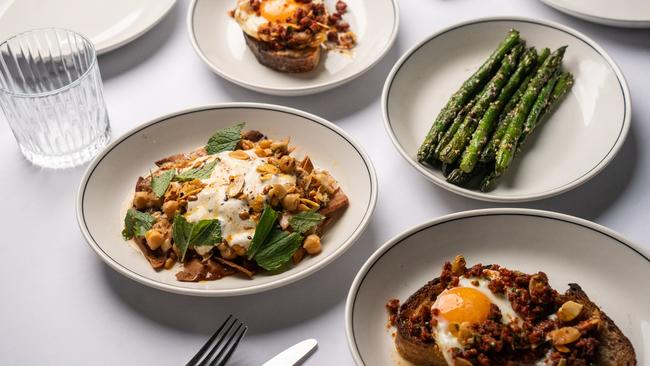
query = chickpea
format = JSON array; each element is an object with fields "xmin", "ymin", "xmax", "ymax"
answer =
[
  {"xmin": 303, "ymin": 234, "xmax": 322, "ymax": 255},
  {"xmin": 254, "ymin": 147, "xmax": 268, "ymax": 157},
  {"xmin": 145, "ymin": 229, "xmax": 165, "ymax": 250},
  {"xmin": 164, "ymin": 257, "xmax": 176, "ymax": 270},
  {"xmin": 240, "ymin": 139, "xmax": 254, "ymax": 150},
  {"xmin": 281, "ymin": 193, "xmax": 300, "ymax": 211},
  {"xmin": 268, "ymin": 184, "xmax": 288, "ymax": 206},
  {"xmin": 279, "ymin": 155, "xmax": 295, "ymax": 173},
  {"xmin": 259, "ymin": 139, "xmax": 272, "ymax": 149},
  {"xmin": 231, "ymin": 244, "xmax": 246, "ymax": 257},
  {"xmin": 133, "ymin": 191, "xmax": 150, "ymax": 209},
  {"xmin": 133, "ymin": 191, "xmax": 161, "ymax": 209},
  {"xmin": 239, "ymin": 210, "xmax": 250, "ymax": 220},
  {"xmin": 250, "ymin": 194, "xmax": 266, "ymax": 212},
  {"xmin": 162, "ymin": 200, "xmax": 179, "ymax": 218},
  {"xmin": 218, "ymin": 243, "xmax": 237, "ymax": 260}
]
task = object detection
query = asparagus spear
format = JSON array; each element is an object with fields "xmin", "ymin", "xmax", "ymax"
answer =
[
  {"xmin": 479, "ymin": 47, "xmax": 550, "ymax": 164},
  {"xmin": 479, "ymin": 72, "xmax": 573, "ymax": 192},
  {"xmin": 446, "ymin": 168, "xmax": 472, "ymax": 186},
  {"xmin": 459, "ymin": 48, "xmax": 538, "ymax": 173},
  {"xmin": 432, "ymin": 96, "xmax": 478, "ymax": 160},
  {"xmin": 417, "ymin": 30, "xmax": 521, "ymax": 163},
  {"xmin": 517, "ymin": 72, "xmax": 561, "ymax": 147},
  {"xmin": 438, "ymin": 44, "xmax": 523, "ymax": 164},
  {"xmin": 494, "ymin": 46, "xmax": 566, "ymax": 175}
]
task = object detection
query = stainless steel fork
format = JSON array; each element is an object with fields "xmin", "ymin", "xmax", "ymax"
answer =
[{"xmin": 186, "ymin": 315, "xmax": 248, "ymax": 366}]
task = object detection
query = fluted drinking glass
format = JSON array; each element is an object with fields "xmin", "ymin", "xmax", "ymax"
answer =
[{"xmin": 0, "ymin": 28, "xmax": 110, "ymax": 168}]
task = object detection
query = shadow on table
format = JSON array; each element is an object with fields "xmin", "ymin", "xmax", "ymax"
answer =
[
  {"xmin": 209, "ymin": 37, "xmax": 404, "ymax": 122},
  {"xmin": 97, "ymin": 2, "xmax": 181, "ymax": 79},
  {"xmin": 424, "ymin": 118, "xmax": 639, "ymax": 221},
  {"xmin": 102, "ymin": 218, "xmax": 380, "ymax": 336}
]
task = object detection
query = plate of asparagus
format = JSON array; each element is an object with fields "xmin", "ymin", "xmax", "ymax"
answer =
[{"xmin": 382, "ymin": 17, "xmax": 630, "ymax": 202}]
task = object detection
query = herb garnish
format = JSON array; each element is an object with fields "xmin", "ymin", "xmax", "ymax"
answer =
[
  {"xmin": 289, "ymin": 211, "xmax": 325, "ymax": 235},
  {"xmin": 151, "ymin": 169, "xmax": 175, "ymax": 198},
  {"xmin": 172, "ymin": 215, "xmax": 222, "ymax": 261},
  {"xmin": 122, "ymin": 208, "xmax": 156, "ymax": 240},
  {"xmin": 206, "ymin": 123, "xmax": 245, "ymax": 155},
  {"xmin": 246, "ymin": 204, "xmax": 279, "ymax": 260},
  {"xmin": 254, "ymin": 230, "xmax": 303, "ymax": 271},
  {"xmin": 173, "ymin": 160, "xmax": 217, "ymax": 182}
]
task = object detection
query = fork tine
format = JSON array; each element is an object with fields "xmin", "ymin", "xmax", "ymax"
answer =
[
  {"xmin": 212, "ymin": 324, "xmax": 248, "ymax": 366},
  {"xmin": 187, "ymin": 315, "xmax": 233, "ymax": 366},
  {"xmin": 197, "ymin": 319, "xmax": 239, "ymax": 366}
]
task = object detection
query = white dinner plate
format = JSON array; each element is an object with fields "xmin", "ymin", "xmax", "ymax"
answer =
[
  {"xmin": 187, "ymin": 0, "xmax": 399, "ymax": 95},
  {"xmin": 345, "ymin": 208, "xmax": 650, "ymax": 365},
  {"xmin": 0, "ymin": 0, "xmax": 176, "ymax": 54},
  {"xmin": 76, "ymin": 103, "xmax": 377, "ymax": 296},
  {"xmin": 383, "ymin": 17, "xmax": 631, "ymax": 203},
  {"xmin": 540, "ymin": 0, "xmax": 650, "ymax": 28}
]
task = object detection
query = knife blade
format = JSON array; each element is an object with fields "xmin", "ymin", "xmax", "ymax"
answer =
[{"xmin": 261, "ymin": 339, "xmax": 318, "ymax": 366}]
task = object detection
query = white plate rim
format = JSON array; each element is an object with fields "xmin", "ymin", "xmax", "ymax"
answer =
[
  {"xmin": 381, "ymin": 16, "xmax": 632, "ymax": 203},
  {"xmin": 186, "ymin": 0, "xmax": 400, "ymax": 96},
  {"xmin": 95, "ymin": 0, "xmax": 177, "ymax": 55},
  {"xmin": 540, "ymin": 0, "xmax": 650, "ymax": 29},
  {"xmin": 75, "ymin": 102, "xmax": 378, "ymax": 297},
  {"xmin": 344, "ymin": 207, "xmax": 650, "ymax": 365}
]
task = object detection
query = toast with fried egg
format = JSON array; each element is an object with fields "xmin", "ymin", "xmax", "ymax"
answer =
[
  {"xmin": 244, "ymin": 34, "xmax": 321, "ymax": 73},
  {"xmin": 389, "ymin": 257, "xmax": 637, "ymax": 365}
]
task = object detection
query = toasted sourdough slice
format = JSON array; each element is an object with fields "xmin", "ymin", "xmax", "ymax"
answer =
[
  {"xmin": 395, "ymin": 280, "xmax": 637, "ymax": 366},
  {"xmin": 564, "ymin": 284, "xmax": 637, "ymax": 366},
  {"xmin": 244, "ymin": 33, "xmax": 321, "ymax": 73},
  {"xmin": 395, "ymin": 278, "xmax": 448, "ymax": 366}
]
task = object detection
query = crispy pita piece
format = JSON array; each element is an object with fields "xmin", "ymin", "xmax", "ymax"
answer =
[
  {"xmin": 176, "ymin": 258, "xmax": 236, "ymax": 282},
  {"xmin": 135, "ymin": 176, "xmax": 152, "ymax": 192},
  {"xmin": 300, "ymin": 156, "xmax": 314, "ymax": 173},
  {"xmin": 133, "ymin": 237, "xmax": 166, "ymax": 270},
  {"xmin": 318, "ymin": 189, "xmax": 349, "ymax": 217},
  {"xmin": 155, "ymin": 153, "xmax": 187, "ymax": 167},
  {"xmin": 564, "ymin": 284, "xmax": 637, "ymax": 365},
  {"xmin": 242, "ymin": 130, "xmax": 265, "ymax": 142},
  {"xmin": 215, "ymin": 257, "xmax": 254, "ymax": 278}
]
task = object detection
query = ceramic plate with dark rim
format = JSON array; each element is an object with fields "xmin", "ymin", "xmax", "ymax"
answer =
[
  {"xmin": 540, "ymin": 0, "xmax": 650, "ymax": 28},
  {"xmin": 187, "ymin": 0, "xmax": 399, "ymax": 96},
  {"xmin": 382, "ymin": 17, "xmax": 631, "ymax": 203},
  {"xmin": 345, "ymin": 208, "xmax": 650, "ymax": 365},
  {"xmin": 76, "ymin": 103, "xmax": 377, "ymax": 296}
]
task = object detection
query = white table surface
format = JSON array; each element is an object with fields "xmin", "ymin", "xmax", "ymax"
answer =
[{"xmin": 1, "ymin": 1, "xmax": 649, "ymax": 365}]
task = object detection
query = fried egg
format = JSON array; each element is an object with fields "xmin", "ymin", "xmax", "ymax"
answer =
[
  {"xmin": 431, "ymin": 276, "xmax": 522, "ymax": 365},
  {"xmin": 184, "ymin": 150, "xmax": 295, "ymax": 252},
  {"xmin": 233, "ymin": 0, "xmax": 324, "ymax": 39}
]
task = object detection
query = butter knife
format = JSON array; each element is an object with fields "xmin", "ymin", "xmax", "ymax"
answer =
[{"xmin": 261, "ymin": 339, "xmax": 318, "ymax": 366}]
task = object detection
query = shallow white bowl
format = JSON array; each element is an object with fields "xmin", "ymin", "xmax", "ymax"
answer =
[
  {"xmin": 540, "ymin": 0, "xmax": 650, "ymax": 28},
  {"xmin": 383, "ymin": 17, "xmax": 631, "ymax": 203},
  {"xmin": 345, "ymin": 208, "xmax": 649, "ymax": 365},
  {"xmin": 0, "ymin": 0, "xmax": 176, "ymax": 54},
  {"xmin": 187, "ymin": 0, "xmax": 399, "ymax": 95},
  {"xmin": 77, "ymin": 103, "xmax": 377, "ymax": 297}
]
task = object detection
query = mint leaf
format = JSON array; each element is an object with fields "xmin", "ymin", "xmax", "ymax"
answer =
[
  {"xmin": 254, "ymin": 231, "xmax": 303, "ymax": 271},
  {"xmin": 206, "ymin": 123, "xmax": 245, "ymax": 155},
  {"xmin": 172, "ymin": 215, "xmax": 193, "ymax": 261},
  {"xmin": 289, "ymin": 211, "xmax": 325, "ymax": 235},
  {"xmin": 189, "ymin": 219, "xmax": 222, "ymax": 247},
  {"xmin": 173, "ymin": 160, "xmax": 217, "ymax": 182},
  {"xmin": 122, "ymin": 208, "xmax": 156, "ymax": 240},
  {"xmin": 246, "ymin": 204, "xmax": 279, "ymax": 260},
  {"xmin": 151, "ymin": 169, "xmax": 175, "ymax": 198}
]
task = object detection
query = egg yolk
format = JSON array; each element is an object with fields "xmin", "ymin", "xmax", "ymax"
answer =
[
  {"xmin": 260, "ymin": 0, "xmax": 301, "ymax": 23},
  {"xmin": 432, "ymin": 287, "xmax": 492, "ymax": 324}
]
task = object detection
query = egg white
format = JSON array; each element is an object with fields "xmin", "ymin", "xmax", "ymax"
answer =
[{"xmin": 184, "ymin": 150, "xmax": 295, "ymax": 252}]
